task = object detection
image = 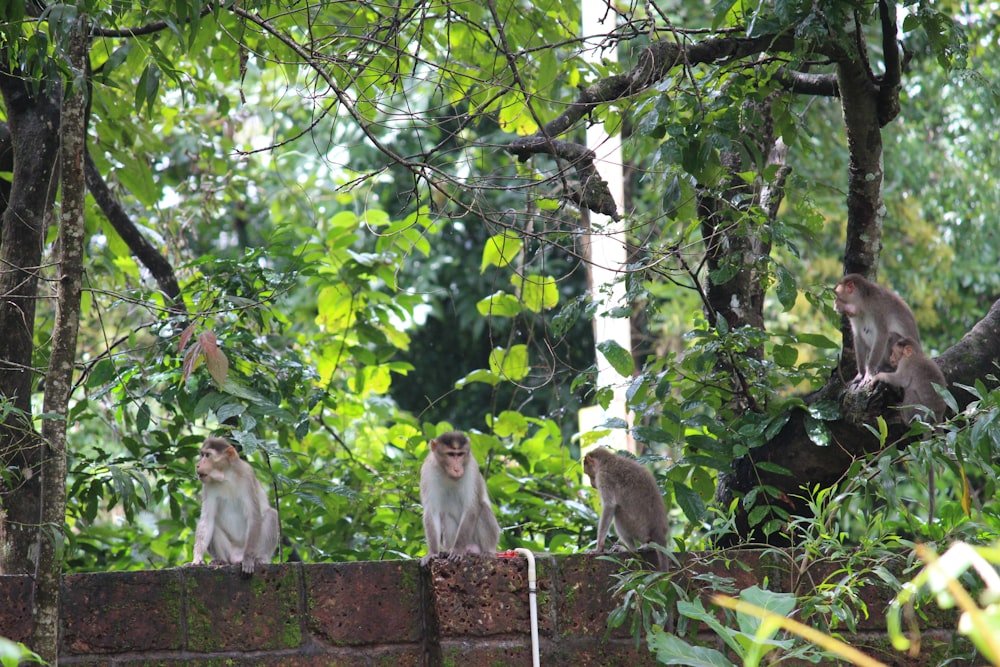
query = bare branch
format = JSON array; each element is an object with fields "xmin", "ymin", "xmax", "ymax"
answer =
[
  {"xmin": 83, "ymin": 151, "xmax": 185, "ymax": 313},
  {"xmin": 774, "ymin": 69, "xmax": 839, "ymax": 96},
  {"xmin": 938, "ymin": 297, "xmax": 1000, "ymax": 405},
  {"xmin": 508, "ymin": 31, "xmax": 796, "ymax": 218},
  {"xmin": 876, "ymin": 0, "xmax": 902, "ymax": 126}
]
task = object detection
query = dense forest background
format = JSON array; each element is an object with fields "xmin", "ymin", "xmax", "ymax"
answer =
[{"xmin": 1, "ymin": 0, "xmax": 1000, "ymax": 662}]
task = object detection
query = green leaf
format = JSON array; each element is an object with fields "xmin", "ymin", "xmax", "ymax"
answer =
[
  {"xmin": 596, "ymin": 339, "xmax": 634, "ymax": 377},
  {"xmin": 0, "ymin": 637, "xmax": 43, "ymax": 666},
  {"xmin": 648, "ymin": 629, "xmax": 734, "ymax": 667},
  {"xmin": 455, "ymin": 368, "xmax": 502, "ymax": 388},
  {"xmin": 754, "ymin": 462, "xmax": 791, "ymax": 476},
  {"xmin": 803, "ymin": 413, "xmax": 830, "ymax": 447},
  {"xmin": 772, "ymin": 344, "xmax": 798, "ymax": 368},
  {"xmin": 481, "ymin": 232, "xmax": 522, "ymax": 272},
  {"xmin": 674, "ymin": 481, "xmax": 707, "ymax": 522},
  {"xmin": 774, "ymin": 264, "xmax": 797, "ymax": 310},
  {"xmin": 796, "ymin": 332, "xmax": 840, "ymax": 349},
  {"xmin": 476, "ymin": 291, "xmax": 522, "ymax": 317},
  {"xmin": 511, "ymin": 273, "xmax": 559, "ymax": 312},
  {"xmin": 489, "ymin": 345, "xmax": 529, "ymax": 381}
]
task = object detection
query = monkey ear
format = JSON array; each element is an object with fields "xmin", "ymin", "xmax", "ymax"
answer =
[{"xmin": 225, "ymin": 446, "xmax": 238, "ymax": 460}]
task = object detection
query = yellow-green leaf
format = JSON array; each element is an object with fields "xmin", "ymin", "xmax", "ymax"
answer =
[
  {"xmin": 489, "ymin": 344, "xmax": 529, "ymax": 381},
  {"xmin": 476, "ymin": 291, "xmax": 522, "ymax": 317},
  {"xmin": 481, "ymin": 232, "xmax": 522, "ymax": 272},
  {"xmin": 511, "ymin": 274, "xmax": 559, "ymax": 312}
]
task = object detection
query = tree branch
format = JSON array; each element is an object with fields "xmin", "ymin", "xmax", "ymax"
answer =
[
  {"xmin": 773, "ymin": 69, "xmax": 839, "ymax": 96},
  {"xmin": 876, "ymin": 0, "xmax": 902, "ymax": 126},
  {"xmin": 84, "ymin": 150, "xmax": 185, "ymax": 313},
  {"xmin": 938, "ymin": 297, "xmax": 1000, "ymax": 405},
  {"xmin": 507, "ymin": 31, "xmax": 796, "ymax": 218}
]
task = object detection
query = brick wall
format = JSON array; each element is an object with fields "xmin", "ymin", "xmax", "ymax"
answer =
[{"xmin": 0, "ymin": 551, "xmax": 966, "ymax": 666}]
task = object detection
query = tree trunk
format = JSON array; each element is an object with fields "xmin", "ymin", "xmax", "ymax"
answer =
[
  {"xmin": 0, "ymin": 60, "xmax": 61, "ymax": 576},
  {"xmin": 30, "ymin": 19, "xmax": 89, "ymax": 661},
  {"xmin": 714, "ymin": 21, "xmax": 901, "ymax": 544}
]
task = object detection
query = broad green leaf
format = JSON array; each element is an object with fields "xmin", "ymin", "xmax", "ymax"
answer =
[
  {"xmin": 492, "ymin": 410, "xmax": 530, "ymax": 438},
  {"xmin": 316, "ymin": 284, "xmax": 355, "ymax": 330},
  {"xmin": 481, "ymin": 232, "xmax": 522, "ymax": 272},
  {"xmin": 673, "ymin": 481, "xmax": 706, "ymax": 522},
  {"xmin": 512, "ymin": 273, "xmax": 559, "ymax": 312},
  {"xmin": 489, "ymin": 344, "xmax": 529, "ymax": 381},
  {"xmin": 648, "ymin": 629, "xmax": 734, "ymax": 667},
  {"xmin": 772, "ymin": 344, "xmax": 798, "ymax": 368},
  {"xmin": 797, "ymin": 332, "xmax": 839, "ymax": 349},
  {"xmin": 455, "ymin": 368, "xmax": 502, "ymax": 387},
  {"xmin": 477, "ymin": 291, "xmax": 522, "ymax": 317},
  {"xmin": 596, "ymin": 339, "xmax": 634, "ymax": 377}
]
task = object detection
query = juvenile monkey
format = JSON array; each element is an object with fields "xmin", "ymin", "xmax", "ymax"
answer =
[
  {"xmin": 871, "ymin": 332, "xmax": 947, "ymax": 424},
  {"xmin": 192, "ymin": 437, "xmax": 279, "ymax": 576},
  {"xmin": 834, "ymin": 273, "xmax": 921, "ymax": 385},
  {"xmin": 872, "ymin": 333, "xmax": 949, "ymax": 524},
  {"xmin": 420, "ymin": 431, "xmax": 501, "ymax": 562},
  {"xmin": 583, "ymin": 447, "xmax": 670, "ymax": 571}
]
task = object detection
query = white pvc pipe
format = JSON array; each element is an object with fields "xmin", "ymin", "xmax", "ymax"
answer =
[{"xmin": 514, "ymin": 548, "xmax": 540, "ymax": 667}]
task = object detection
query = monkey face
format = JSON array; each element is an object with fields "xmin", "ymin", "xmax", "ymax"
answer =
[
  {"xmin": 833, "ymin": 281, "xmax": 858, "ymax": 316},
  {"xmin": 431, "ymin": 433, "xmax": 472, "ymax": 480},
  {"xmin": 583, "ymin": 453, "xmax": 595, "ymax": 482},
  {"xmin": 439, "ymin": 448, "xmax": 468, "ymax": 479},
  {"xmin": 196, "ymin": 443, "xmax": 230, "ymax": 483}
]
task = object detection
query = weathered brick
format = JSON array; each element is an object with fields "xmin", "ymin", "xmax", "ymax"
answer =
[
  {"xmin": 185, "ymin": 563, "xmax": 302, "ymax": 652},
  {"xmin": 61, "ymin": 569, "xmax": 185, "ymax": 654},
  {"xmin": 427, "ymin": 554, "xmax": 553, "ymax": 638},
  {"xmin": 307, "ymin": 560, "xmax": 422, "ymax": 645},
  {"xmin": 554, "ymin": 552, "xmax": 635, "ymax": 639},
  {"xmin": 0, "ymin": 574, "xmax": 33, "ymax": 642}
]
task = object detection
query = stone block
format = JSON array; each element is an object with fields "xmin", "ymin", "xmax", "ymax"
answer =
[
  {"xmin": 307, "ymin": 560, "xmax": 422, "ymax": 646},
  {"xmin": 61, "ymin": 569, "xmax": 185, "ymax": 654},
  {"xmin": 185, "ymin": 563, "xmax": 302, "ymax": 652}
]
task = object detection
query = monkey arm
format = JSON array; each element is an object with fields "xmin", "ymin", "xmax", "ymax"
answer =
[
  {"xmin": 423, "ymin": 511, "xmax": 443, "ymax": 555},
  {"xmin": 192, "ymin": 496, "xmax": 217, "ymax": 564},
  {"xmin": 870, "ymin": 369, "xmax": 902, "ymax": 388},
  {"xmin": 239, "ymin": 491, "xmax": 265, "ymax": 574},
  {"xmin": 452, "ymin": 501, "xmax": 483, "ymax": 551},
  {"xmin": 595, "ymin": 498, "xmax": 617, "ymax": 551},
  {"xmin": 474, "ymin": 497, "xmax": 501, "ymax": 552}
]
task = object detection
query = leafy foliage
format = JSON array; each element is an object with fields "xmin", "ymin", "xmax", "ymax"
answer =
[{"xmin": 2, "ymin": 1, "xmax": 1000, "ymax": 664}]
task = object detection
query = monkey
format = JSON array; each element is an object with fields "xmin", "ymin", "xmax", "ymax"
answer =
[
  {"xmin": 583, "ymin": 447, "xmax": 670, "ymax": 571},
  {"xmin": 192, "ymin": 437, "xmax": 279, "ymax": 576},
  {"xmin": 872, "ymin": 332, "xmax": 949, "ymax": 524},
  {"xmin": 871, "ymin": 332, "xmax": 947, "ymax": 424},
  {"xmin": 419, "ymin": 431, "xmax": 501, "ymax": 563},
  {"xmin": 833, "ymin": 273, "xmax": 922, "ymax": 385}
]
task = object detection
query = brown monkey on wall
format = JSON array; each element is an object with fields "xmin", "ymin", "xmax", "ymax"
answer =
[
  {"xmin": 834, "ymin": 273, "xmax": 921, "ymax": 385},
  {"xmin": 192, "ymin": 437, "xmax": 279, "ymax": 576},
  {"xmin": 583, "ymin": 447, "xmax": 670, "ymax": 571},
  {"xmin": 420, "ymin": 431, "xmax": 501, "ymax": 563}
]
